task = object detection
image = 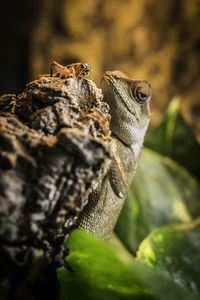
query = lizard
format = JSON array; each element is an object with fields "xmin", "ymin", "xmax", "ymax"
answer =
[{"xmin": 77, "ymin": 70, "xmax": 151, "ymax": 239}]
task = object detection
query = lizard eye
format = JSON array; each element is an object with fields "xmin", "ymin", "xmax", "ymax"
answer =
[
  {"xmin": 136, "ymin": 88, "xmax": 148, "ymax": 102},
  {"xmin": 131, "ymin": 83, "xmax": 150, "ymax": 104}
]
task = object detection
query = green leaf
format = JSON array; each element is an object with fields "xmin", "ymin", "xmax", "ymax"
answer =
[
  {"xmin": 144, "ymin": 97, "xmax": 200, "ymax": 178},
  {"xmin": 57, "ymin": 229, "xmax": 198, "ymax": 300},
  {"xmin": 137, "ymin": 217, "xmax": 200, "ymax": 294},
  {"xmin": 115, "ymin": 147, "xmax": 200, "ymax": 253}
]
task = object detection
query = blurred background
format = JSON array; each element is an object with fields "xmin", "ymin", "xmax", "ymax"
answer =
[{"xmin": 0, "ymin": 0, "xmax": 200, "ymax": 138}]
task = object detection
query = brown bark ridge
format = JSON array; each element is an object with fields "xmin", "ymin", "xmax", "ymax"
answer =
[{"xmin": 0, "ymin": 73, "xmax": 111, "ymax": 299}]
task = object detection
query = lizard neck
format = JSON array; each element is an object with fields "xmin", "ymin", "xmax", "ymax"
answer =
[{"xmin": 111, "ymin": 131, "xmax": 144, "ymax": 160}]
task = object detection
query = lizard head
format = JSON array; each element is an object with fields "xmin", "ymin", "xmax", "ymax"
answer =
[{"xmin": 101, "ymin": 71, "xmax": 151, "ymax": 154}]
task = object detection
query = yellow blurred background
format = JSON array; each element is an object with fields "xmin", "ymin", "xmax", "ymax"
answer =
[{"xmin": 1, "ymin": 0, "xmax": 200, "ymax": 137}]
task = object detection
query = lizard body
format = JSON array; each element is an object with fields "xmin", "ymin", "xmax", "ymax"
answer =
[{"xmin": 78, "ymin": 71, "xmax": 151, "ymax": 239}]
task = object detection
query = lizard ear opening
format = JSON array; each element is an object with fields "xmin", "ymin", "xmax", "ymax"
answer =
[{"xmin": 130, "ymin": 81, "xmax": 151, "ymax": 104}]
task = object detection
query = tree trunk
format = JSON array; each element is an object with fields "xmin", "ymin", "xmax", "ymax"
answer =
[{"xmin": 0, "ymin": 73, "xmax": 111, "ymax": 299}]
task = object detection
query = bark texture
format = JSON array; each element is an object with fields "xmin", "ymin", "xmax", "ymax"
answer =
[{"xmin": 0, "ymin": 74, "xmax": 111, "ymax": 299}]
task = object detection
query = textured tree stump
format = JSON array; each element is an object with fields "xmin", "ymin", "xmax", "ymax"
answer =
[{"xmin": 0, "ymin": 74, "xmax": 111, "ymax": 299}]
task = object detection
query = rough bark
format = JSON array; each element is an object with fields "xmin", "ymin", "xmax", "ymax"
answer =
[{"xmin": 0, "ymin": 74, "xmax": 111, "ymax": 299}]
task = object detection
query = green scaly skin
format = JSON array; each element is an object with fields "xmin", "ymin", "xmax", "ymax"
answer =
[{"xmin": 78, "ymin": 71, "xmax": 151, "ymax": 239}]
